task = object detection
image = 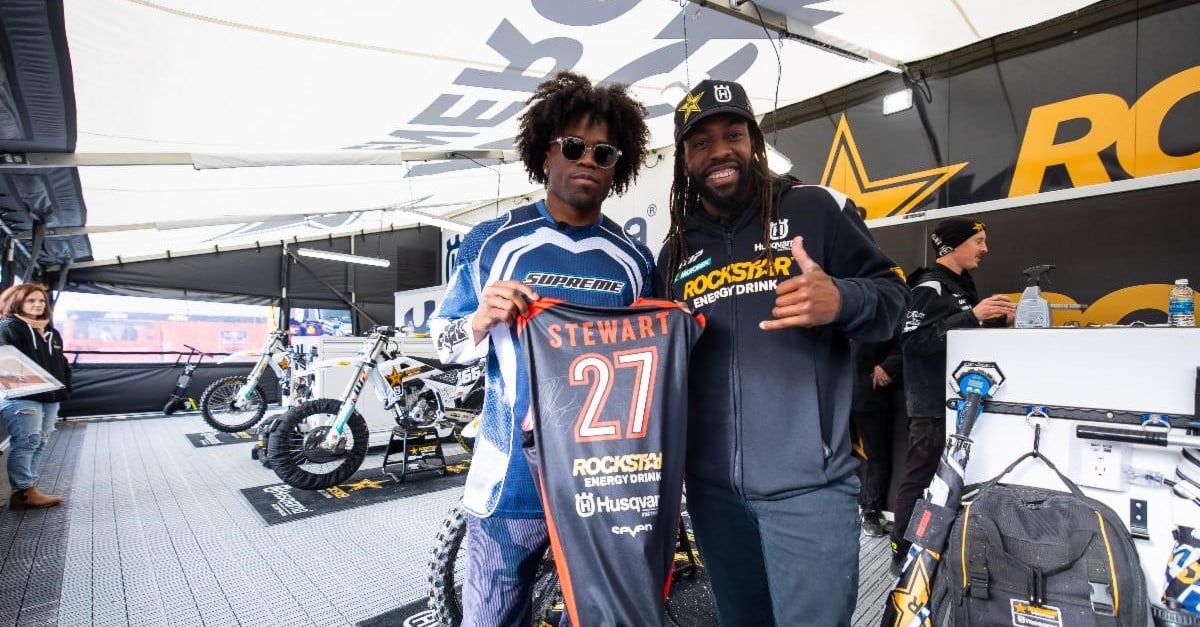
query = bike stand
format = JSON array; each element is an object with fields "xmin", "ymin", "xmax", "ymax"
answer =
[
  {"xmin": 381, "ymin": 426, "xmax": 447, "ymax": 482},
  {"xmin": 674, "ymin": 519, "xmax": 700, "ymax": 580}
]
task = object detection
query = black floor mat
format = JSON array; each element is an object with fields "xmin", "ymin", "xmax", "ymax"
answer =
[
  {"xmin": 185, "ymin": 430, "xmax": 258, "ymax": 447},
  {"xmin": 241, "ymin": 455, "xmax": 471, "ymax": 525}
]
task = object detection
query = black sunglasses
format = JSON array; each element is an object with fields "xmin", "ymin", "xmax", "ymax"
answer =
[{"xmin": 551, "ymin": 136, "xmax": 622, "ymax": 169}]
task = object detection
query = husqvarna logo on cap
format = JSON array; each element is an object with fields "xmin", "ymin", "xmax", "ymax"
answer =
[{"xmin": 673, "ymin": 78, "xmax": 756, "ymax": 143}]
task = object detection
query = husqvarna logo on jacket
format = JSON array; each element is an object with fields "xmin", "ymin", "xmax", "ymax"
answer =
[{"xmin": 769, "ymin": 219, "xmax": 789, "ymax": 240}]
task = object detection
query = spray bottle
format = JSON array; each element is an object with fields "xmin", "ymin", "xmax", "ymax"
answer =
[{"xmin": 1014, "ymin": 264, "xmax": 1056, "ymax": 329}]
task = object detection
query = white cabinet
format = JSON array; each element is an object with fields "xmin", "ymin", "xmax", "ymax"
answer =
[{"xmin": 946, "ymin": 327, "xmax": 1199, "ymax": 606}]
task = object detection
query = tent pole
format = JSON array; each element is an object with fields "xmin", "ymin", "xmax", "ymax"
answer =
[
  {"xmin": 283, "ymin": 246, "xmax": 379, "ymax": 328},
  {"xmin": 278, "ymin": 247, "xmax": 292, "ymax": 341},
  {"xmin": 0, "ymin": 236, "xmax": 12, "ymax": 291},
  {"xmin": 21, "ymin": 220, "xmax": 46, "ymax": 283}
]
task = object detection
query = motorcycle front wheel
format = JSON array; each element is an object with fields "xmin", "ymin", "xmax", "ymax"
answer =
[
  {"xmin": 199, "ymin": 375, "xmax": 267, "ymax": 432},
  {"xmin": 428, "ymin": 503, "xmax": 468, "ymax": 626},
  {"xmin": 428, "ymin": 502, "xmax": 561, "ymax": 627},
  {"xmin": 266, "ymin": 398, "xmax": 368, "ymax": 490}
]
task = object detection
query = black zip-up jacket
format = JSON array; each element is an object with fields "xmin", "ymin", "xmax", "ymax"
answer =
[
  {"xmin": 900, "ymin": 264, "xmax": 1003, "ymax": 418},
  {"xmin": 656, "ymin": 183, "xmax": 910, "ymax": 500},
  {"xmin": 0, "ymin": 317, "xmax": 72, "ymax": 403}
]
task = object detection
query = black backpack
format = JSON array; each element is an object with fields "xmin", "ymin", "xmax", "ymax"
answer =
[
  {"xmin": 251, "ymin": 414, "xmax": 282, "ymax": 468},
  {"xmin": 929, "ymin": 451, "xmax": 1149, "ymax": 626}
]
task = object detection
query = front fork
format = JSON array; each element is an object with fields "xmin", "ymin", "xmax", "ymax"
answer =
[
  {"xmin": 234, "ymin": 356, "xmax": 269, "ymax": 409},
  {"xmin": 321, "ymin": 362, "xmax": 371, "ymax": 450}
]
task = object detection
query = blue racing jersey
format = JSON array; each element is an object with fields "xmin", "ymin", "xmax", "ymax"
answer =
[{"xmin": 430, "ymin": 200, "xmax": 654, "ymax": 517}]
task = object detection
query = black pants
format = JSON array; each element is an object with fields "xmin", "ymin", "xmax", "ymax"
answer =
[
  {"xmin": 849, "ymin": 384, "xmax": 903, "ymax": 512},
  {"xmin": 889, "ymin": 415, "xmax": 945, "ymax": 553}
]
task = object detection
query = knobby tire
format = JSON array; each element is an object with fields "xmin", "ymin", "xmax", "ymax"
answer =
[
  {"xmin": 266, "ymin": 398, "xmax": 368, "ymax": 491},
  {"xmin": 199, "ymin": 375, "xmax": 267, "ymax": 432}
]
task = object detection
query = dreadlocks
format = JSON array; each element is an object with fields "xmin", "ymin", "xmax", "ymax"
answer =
[
  {"xmin": 662, "ymin": 121, "xmax": 777, "ymax": 300},
  {"xmin": 515, "ymin": 71, "xmax": 649, "ymax": 197}
]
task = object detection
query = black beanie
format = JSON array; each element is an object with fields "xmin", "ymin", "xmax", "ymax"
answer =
[{"xmin": 930, "ymin": 217, "xmax": 985, "ymax": 257}]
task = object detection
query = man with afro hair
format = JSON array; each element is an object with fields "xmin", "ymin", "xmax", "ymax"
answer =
[{"xmin": 431, "ymin": 71, "xmax": 654, "ymax": 626}]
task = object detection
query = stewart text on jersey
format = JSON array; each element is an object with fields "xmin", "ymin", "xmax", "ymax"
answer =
[
  {"xmin": 519, "ymin": 298, "xmax": 704, "ymax": 626},
  {"xmin": 430, "ymin": 200, "xmax": 655, "ymax": 518}
]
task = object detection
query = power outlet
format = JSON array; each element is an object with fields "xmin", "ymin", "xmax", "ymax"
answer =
[{"xmin": 1072, "ymin": 441, "xmax": 1128, "ymax": 491}]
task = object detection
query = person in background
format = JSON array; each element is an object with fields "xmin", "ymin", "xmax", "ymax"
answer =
[
  {"xmin": 891, "ymin": 217, "xmax": 1014, "ymax": 572},
  {"xmin": 657, "ymin": 78, "xmax": 910, "ymax": 626},
  {"xmin": 0, "ymin": 283, "xmax": 72, "ymax": 510},
  {"xmin": 429, "ymin": 71, "xmax": 653, "ymax": 627},
  {"xmin": 849, "ymin": 330, "xmax": 904, "ymax": 537}
]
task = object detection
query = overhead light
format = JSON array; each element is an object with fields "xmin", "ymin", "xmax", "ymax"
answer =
[
  {"xmin": 392, "ymin": 208, "xmax": 474, "ymax": 234},
  {"xmin": 295, "ymin": 247, "xmax": 391, "ymax": 268},
  {"xmin": 882, "ymin": 88, "xmax": 914, "ymax": 115},
  {"xmin": 765, "ymin": 143, "xmax": 793, "ymax": 175}
]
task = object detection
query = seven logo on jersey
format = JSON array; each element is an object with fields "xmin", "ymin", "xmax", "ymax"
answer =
[{"xmin": 611, "ymin": 523, "xmax": 653, "ymax": 538}]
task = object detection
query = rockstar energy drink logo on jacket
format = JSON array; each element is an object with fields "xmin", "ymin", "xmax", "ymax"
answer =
[{"xmin": 682, "ymin": 256, "xmax": 794, "ymax": 305}]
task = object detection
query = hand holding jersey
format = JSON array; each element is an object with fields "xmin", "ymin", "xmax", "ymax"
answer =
[
  {"xmin": 759, "ymin": 235, "xmax": 843, "ymax": 330},
  {"xmin": 471, "ymin": 280, "xmax": 539, "ymax": 344}
]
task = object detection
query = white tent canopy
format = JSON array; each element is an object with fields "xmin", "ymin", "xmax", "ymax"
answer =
[{"xmin": 8, "ymin": 0, "xmax": 1099, "ymax": 265}]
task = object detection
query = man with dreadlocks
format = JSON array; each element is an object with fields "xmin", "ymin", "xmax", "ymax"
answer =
[
  {"xmin": 430, "ymin": 71, "xmax": 653, "ymax": 627},
  {"xmin": 656, "ymin": 79, "xmax": 910, "ymax": 626}
]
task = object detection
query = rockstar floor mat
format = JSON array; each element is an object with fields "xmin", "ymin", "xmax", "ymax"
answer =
[
  {"xmin": 185, "ymin": 430, "xmax": 258, "ymax": 447},
  {"xmin": 241, "ymin": 455, "xmax": 471, "ymax": 525}
]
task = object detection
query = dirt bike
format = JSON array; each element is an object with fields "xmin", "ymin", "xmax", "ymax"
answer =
[
  {"xmin": 162, "ymin": 344, "xmax": 209, "ymax": 415},
  {"xmin": 266, "ymin": 325, "xmax": 483, "ymax": 491},
  {"xmin": 198, "ymin": 329, "xmax": 316, "ymax": 433}
]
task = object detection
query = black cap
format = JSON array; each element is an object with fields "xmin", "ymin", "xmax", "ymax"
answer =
[
  {"xmin": 673, "ymin": 79, "xmax": 756, "ymax": 144},
  {"xmin": 930, "ymin": 217, "xmax": 986, "ymax": 257}
]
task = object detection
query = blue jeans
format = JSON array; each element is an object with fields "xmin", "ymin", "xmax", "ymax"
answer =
[
  {"xmin": 462, "ymin": 513, "xmax": 568, "ymax": 627},
  {"xmin": 687, "ymin": 475, "xmax": 861, "ymax": 627},
  {"xmin": 2, "ymin": 400, "xmax": 59, "ymax": 491}
]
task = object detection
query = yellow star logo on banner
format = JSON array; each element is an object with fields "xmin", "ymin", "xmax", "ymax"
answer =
[
  {"xmin": 678, "ymin": 91, "xmax": 704, "ymax": 123},
  {"xmin": 385, "ymin": 367, "xmax": 404, "ymax": 387},
  {"xmin": 342, "ymin": 478, "xmax": 387, "ymax": 491},
  {"xmin": 820, "ymin": 114, "xmax": 967, "ymax": 220}
]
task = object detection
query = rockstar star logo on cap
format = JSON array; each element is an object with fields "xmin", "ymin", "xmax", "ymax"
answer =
[
  {"xmin": 678, "ymin": 91, "xmax": 704, "ymax": 123},
  {"xmin": 972, "ymin": 222, "xmax": 984, "ymax": 232}
]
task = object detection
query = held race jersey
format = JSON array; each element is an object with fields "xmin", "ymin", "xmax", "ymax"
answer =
[{"xmin": 518, "ymin": 298, "xmax": 704, "ymax": 627}]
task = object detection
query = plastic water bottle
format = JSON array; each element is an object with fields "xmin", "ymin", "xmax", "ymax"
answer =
[{"xmin": 1168, "ymin": 279, "xmax": 1195, "ymax": 327}]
